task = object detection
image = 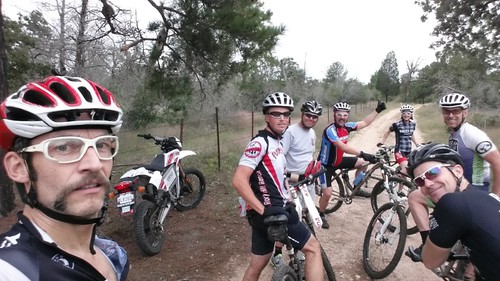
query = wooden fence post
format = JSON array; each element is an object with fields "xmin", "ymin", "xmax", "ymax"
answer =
[{"xmin": 215, "ymin": 107, "xmax": 221, "ymax": 171}]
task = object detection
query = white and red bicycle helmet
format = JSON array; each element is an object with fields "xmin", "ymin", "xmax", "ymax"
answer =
[{"xmin": 0, "ymin": 76, "xmax": 123, "ymax": 151}]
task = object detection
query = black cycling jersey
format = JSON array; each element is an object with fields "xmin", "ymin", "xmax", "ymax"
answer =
[
  {"xmin": 0, "ymin": 212, "xmax": 129, "ymax": 281},
  {"xmin": 429, "ymin": 188, "xmax": 500, "ymax": 280}
]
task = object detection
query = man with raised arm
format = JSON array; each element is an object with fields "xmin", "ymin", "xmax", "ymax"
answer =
[{"xmin": 317, "ymin": 100, "xmax": 386, "ymax": 229}]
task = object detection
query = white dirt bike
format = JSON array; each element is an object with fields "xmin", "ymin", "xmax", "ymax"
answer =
[{"xmin": 111, "ymin": 134, "xmax": 206, "ymax": 256}]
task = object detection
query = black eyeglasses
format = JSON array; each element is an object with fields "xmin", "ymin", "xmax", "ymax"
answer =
[
  {"xmin": 267, "ymin": 111, "xmax": 292, "ymax": 119},
  {"xmin": 304, "ymin": 113, "xmax": 319, "ymax": 120},
  {"xmin": 413, "ymin": 164, "xmax": 450, "ymax": 187}
]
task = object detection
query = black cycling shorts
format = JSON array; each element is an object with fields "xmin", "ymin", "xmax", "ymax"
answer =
[
  {"xmin": 246, "ymin": 210, "xmax": 311, "ymax": 255},
  {"xmin": 321, "ymin": 156, "xmax": 358, "ymax": 187}
]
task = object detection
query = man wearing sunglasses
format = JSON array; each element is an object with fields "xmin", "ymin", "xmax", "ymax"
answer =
[
  {"xmin": 317, "ymin": 100, "xmax": 386, "ymax": 229},
  {"xmin": 233, "ymin": 92, "xmax": 324, "ymax": 280},
  {"xmin": 0, "ymin": 76, "xmax": 129, "ymax": 281},
  {"xmin": 405, "ymin": 143, "xmax": 500, "ymax": 280},
  {"xmin": 265, "ymin": 100, "xmax": 324, "ymax": 267},
  {"xmin": 406, "ymin": 93, "xmax": 500, "ymax": 262}
]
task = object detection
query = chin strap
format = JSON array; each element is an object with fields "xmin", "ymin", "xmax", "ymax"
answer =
[
  {"xmin": 445, "ymin": 166, "xmax": 463, "ymax": 192},
  {"xmin": 23, "ymin": 181, "xmax": 108, "ymax": 255}
]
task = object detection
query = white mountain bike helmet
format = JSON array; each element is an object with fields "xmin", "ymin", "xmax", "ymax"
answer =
[
  {"xmin": 439, "ymin": 93, "xmax": 470, "ymax": 109},
  {"xmin": 0, "ymin": 76, "xmax": 123, "ymax": 151},
  {"xmin": 262, "ymin": 92, "xmax": 294, "ymax": 113},
  {"xmin": 400, "ymin": 104, "xmax": 414, "ymax": 113},
  {"xmin": 333, "ymin": 101, "xmax": 351, "ymax": 112}
]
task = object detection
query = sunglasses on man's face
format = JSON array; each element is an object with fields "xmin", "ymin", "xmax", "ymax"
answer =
[
  {"xmin": 267, "ymin": 111, "xmax": 292, "ymax": 119},
  {"xmin": 304, "ymin": 113, "xmax": 319, "ymax": 120},
  {"xmin": 413, "ymin": 164, "xmax": 450, "ymax": 187}
]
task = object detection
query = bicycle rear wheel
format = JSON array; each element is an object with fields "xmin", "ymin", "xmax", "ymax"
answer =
[
  {"xmin": 363, "ymin": 202, "xmax": 407, "ymax": 279},
  {"xmin": 320, "ymin": 176, "xmax": 345, "ymax": 214},
  {"xmin": 370, "ymin": 177, "xmax": 418, "ymax": 235}
]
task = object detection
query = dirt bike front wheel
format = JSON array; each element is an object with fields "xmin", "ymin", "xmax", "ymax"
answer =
[
  {"xmin": 175, "ymin": 168, "xmax": 206, "ymax": 211},
  {"xmin": 133, "ymin": 200, "xmax": 166, "ymax": 256}
]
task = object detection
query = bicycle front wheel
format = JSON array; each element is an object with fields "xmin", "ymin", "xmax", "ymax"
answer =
[
  {"xmin": 362, "ymin": 202, "xmax": 407, "ymax": 279},
  {"xmin": 321, "ymin": 246, "xmax": 337, "ymax": 281},
  {"xmin": 321, "ymin": 175, "xmax": 345, "ymax": 214}
]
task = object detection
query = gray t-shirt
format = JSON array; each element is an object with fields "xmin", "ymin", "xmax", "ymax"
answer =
[{"xmin": 281, "ymin": 123, "xmax": 316, "ymax": 174}]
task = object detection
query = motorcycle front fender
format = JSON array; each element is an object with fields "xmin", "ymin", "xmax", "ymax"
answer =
[{"xmin": 179, "ymin": 150, "xmax": 196, "ymax": 160}]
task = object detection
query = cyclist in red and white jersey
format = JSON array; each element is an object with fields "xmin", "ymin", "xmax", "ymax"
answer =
[{"xmin": 232, "ymin": 92, "xmax": 323, "ymax": 281}]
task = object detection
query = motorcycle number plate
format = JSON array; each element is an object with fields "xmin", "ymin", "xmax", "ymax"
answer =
[{"xmin": 117, "ymin": 192, "xmax": 134, "ymax": 208}]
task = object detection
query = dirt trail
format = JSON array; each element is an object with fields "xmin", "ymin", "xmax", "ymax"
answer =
[{"xmin": 224, "ymin": 106, "xmax": 441, "ymax": 280}]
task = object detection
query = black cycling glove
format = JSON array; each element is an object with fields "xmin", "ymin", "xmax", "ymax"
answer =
[
  {"xmin": 359, "ymin": 151, "xmax": 378, "ymax": 164},
  {"xmin": 375, "ymin": 100, "xmax": 387, "ymax": 113},
  {"xmin": 285, "ymin": 202, "xmax": 299, "ymax": 224}
]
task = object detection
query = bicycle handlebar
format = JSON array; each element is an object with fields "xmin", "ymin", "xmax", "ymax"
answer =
[{"xmin": 289, "ymin": 167, "xmax": 325, "ymax": 188}]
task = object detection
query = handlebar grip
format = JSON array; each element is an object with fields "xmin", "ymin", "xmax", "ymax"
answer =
[
  {"xmin": 290, "ymin": 167, "xmax": 325, "ymax": 187},
  {"xmin": 137, "ymin": 134, "xmax": 153, "ymax": 139}
]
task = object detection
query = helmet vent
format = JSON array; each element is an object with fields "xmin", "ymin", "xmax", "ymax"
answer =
[
  {"xmin": 78, "ymin": 86, "xmax": 93, "ymax": 102},
  {"xmin": 22, "ymin": 89, "xmax": 54, "ymax": 107},
  {"xmin": 96, "ymin": 86, "xmax": 111, "ymax": 105},
  {"xmin": 49, "ymin": 82, "xmax": 76, "ymax": 104}
]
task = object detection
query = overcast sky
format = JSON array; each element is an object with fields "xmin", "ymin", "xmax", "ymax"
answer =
[{"xmin": 3, "ymin": 0, "xmax": 438, "ymax": 83}]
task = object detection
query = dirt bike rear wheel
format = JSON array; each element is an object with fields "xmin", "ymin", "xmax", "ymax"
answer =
[
  {"xmin": 133, "ymin": 200, "xmax": 166, "ymax": 256},
  {"xmin": 175, "ymin": 168, "xmax": 206, "ymax": 211}
]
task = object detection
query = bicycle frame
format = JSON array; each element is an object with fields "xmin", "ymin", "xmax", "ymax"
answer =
[{"xmin": 331, "ymin": 159, "xmax": 394, "ymax": 205}]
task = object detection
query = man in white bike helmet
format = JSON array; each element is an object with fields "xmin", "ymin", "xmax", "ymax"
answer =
[
  {"xmin": 273, "ymin": 100, "xmax": 323, "ymax": 268},
  {"xmin": 380, "ymin": 104, "xmax": 419, "ymax": 157},
  {"xmin": 405, "ymin": 143, "xmax": 500, "ymax": 280},
  {"xmin": 233, "ymin": 92, "xmax": 324, "ymax": 280},
  {"xmin": 407, "ymin": 92, "xmax": 500, "ymax": 265},
  {"xmin": 0, "ymin": 76, "xmax": 129, "ymax": 280},
  {"xmin": 317, "ymin": 100, "xmax": 386, "ymax": 229}
]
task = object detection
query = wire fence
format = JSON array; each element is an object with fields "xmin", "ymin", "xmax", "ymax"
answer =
[{"xmin": 114, "ymin": 102, "xmax": 376, "ymax": 172}]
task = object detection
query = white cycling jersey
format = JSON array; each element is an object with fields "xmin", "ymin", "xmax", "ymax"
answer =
[
  {"xmin": 281, "ymin": 123, "xmax": 316, "ymax": 174},
  {"xmin": 449, "ymin": 122, "xmax": 496, "ymax": 187}
]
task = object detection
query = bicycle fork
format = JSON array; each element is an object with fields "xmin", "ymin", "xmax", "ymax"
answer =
[{"xmin": 375, "ymin": 205, "xmax": 400, "ymax": 245}]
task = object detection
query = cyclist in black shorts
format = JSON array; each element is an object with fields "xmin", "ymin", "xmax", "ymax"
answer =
[
  {"xmin": 406, "ymin": 143, "xmax": 500, "ymax": 280},
  {"xmin": 232, "ymin": 92, "xmax": 323, "ymax": 281},
  {"xmin": 317, "ymin": 100, "xmax": 386, "ymax": 228}
]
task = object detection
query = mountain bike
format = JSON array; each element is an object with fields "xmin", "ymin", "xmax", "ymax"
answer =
[
  {"xmin": 110, "ymin": 134, "xmax": 206, "ymax": 256},
  {"xmin": 268, "ymin": 169, "xmax": 336, "ymax": 281},
  {"xmin": 407, "ymin": 241, "xmax": 475, "ymax": 281},
  {"xmin": 318, "ymin": 145, "xmax": 410, "ymax": 214}
]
